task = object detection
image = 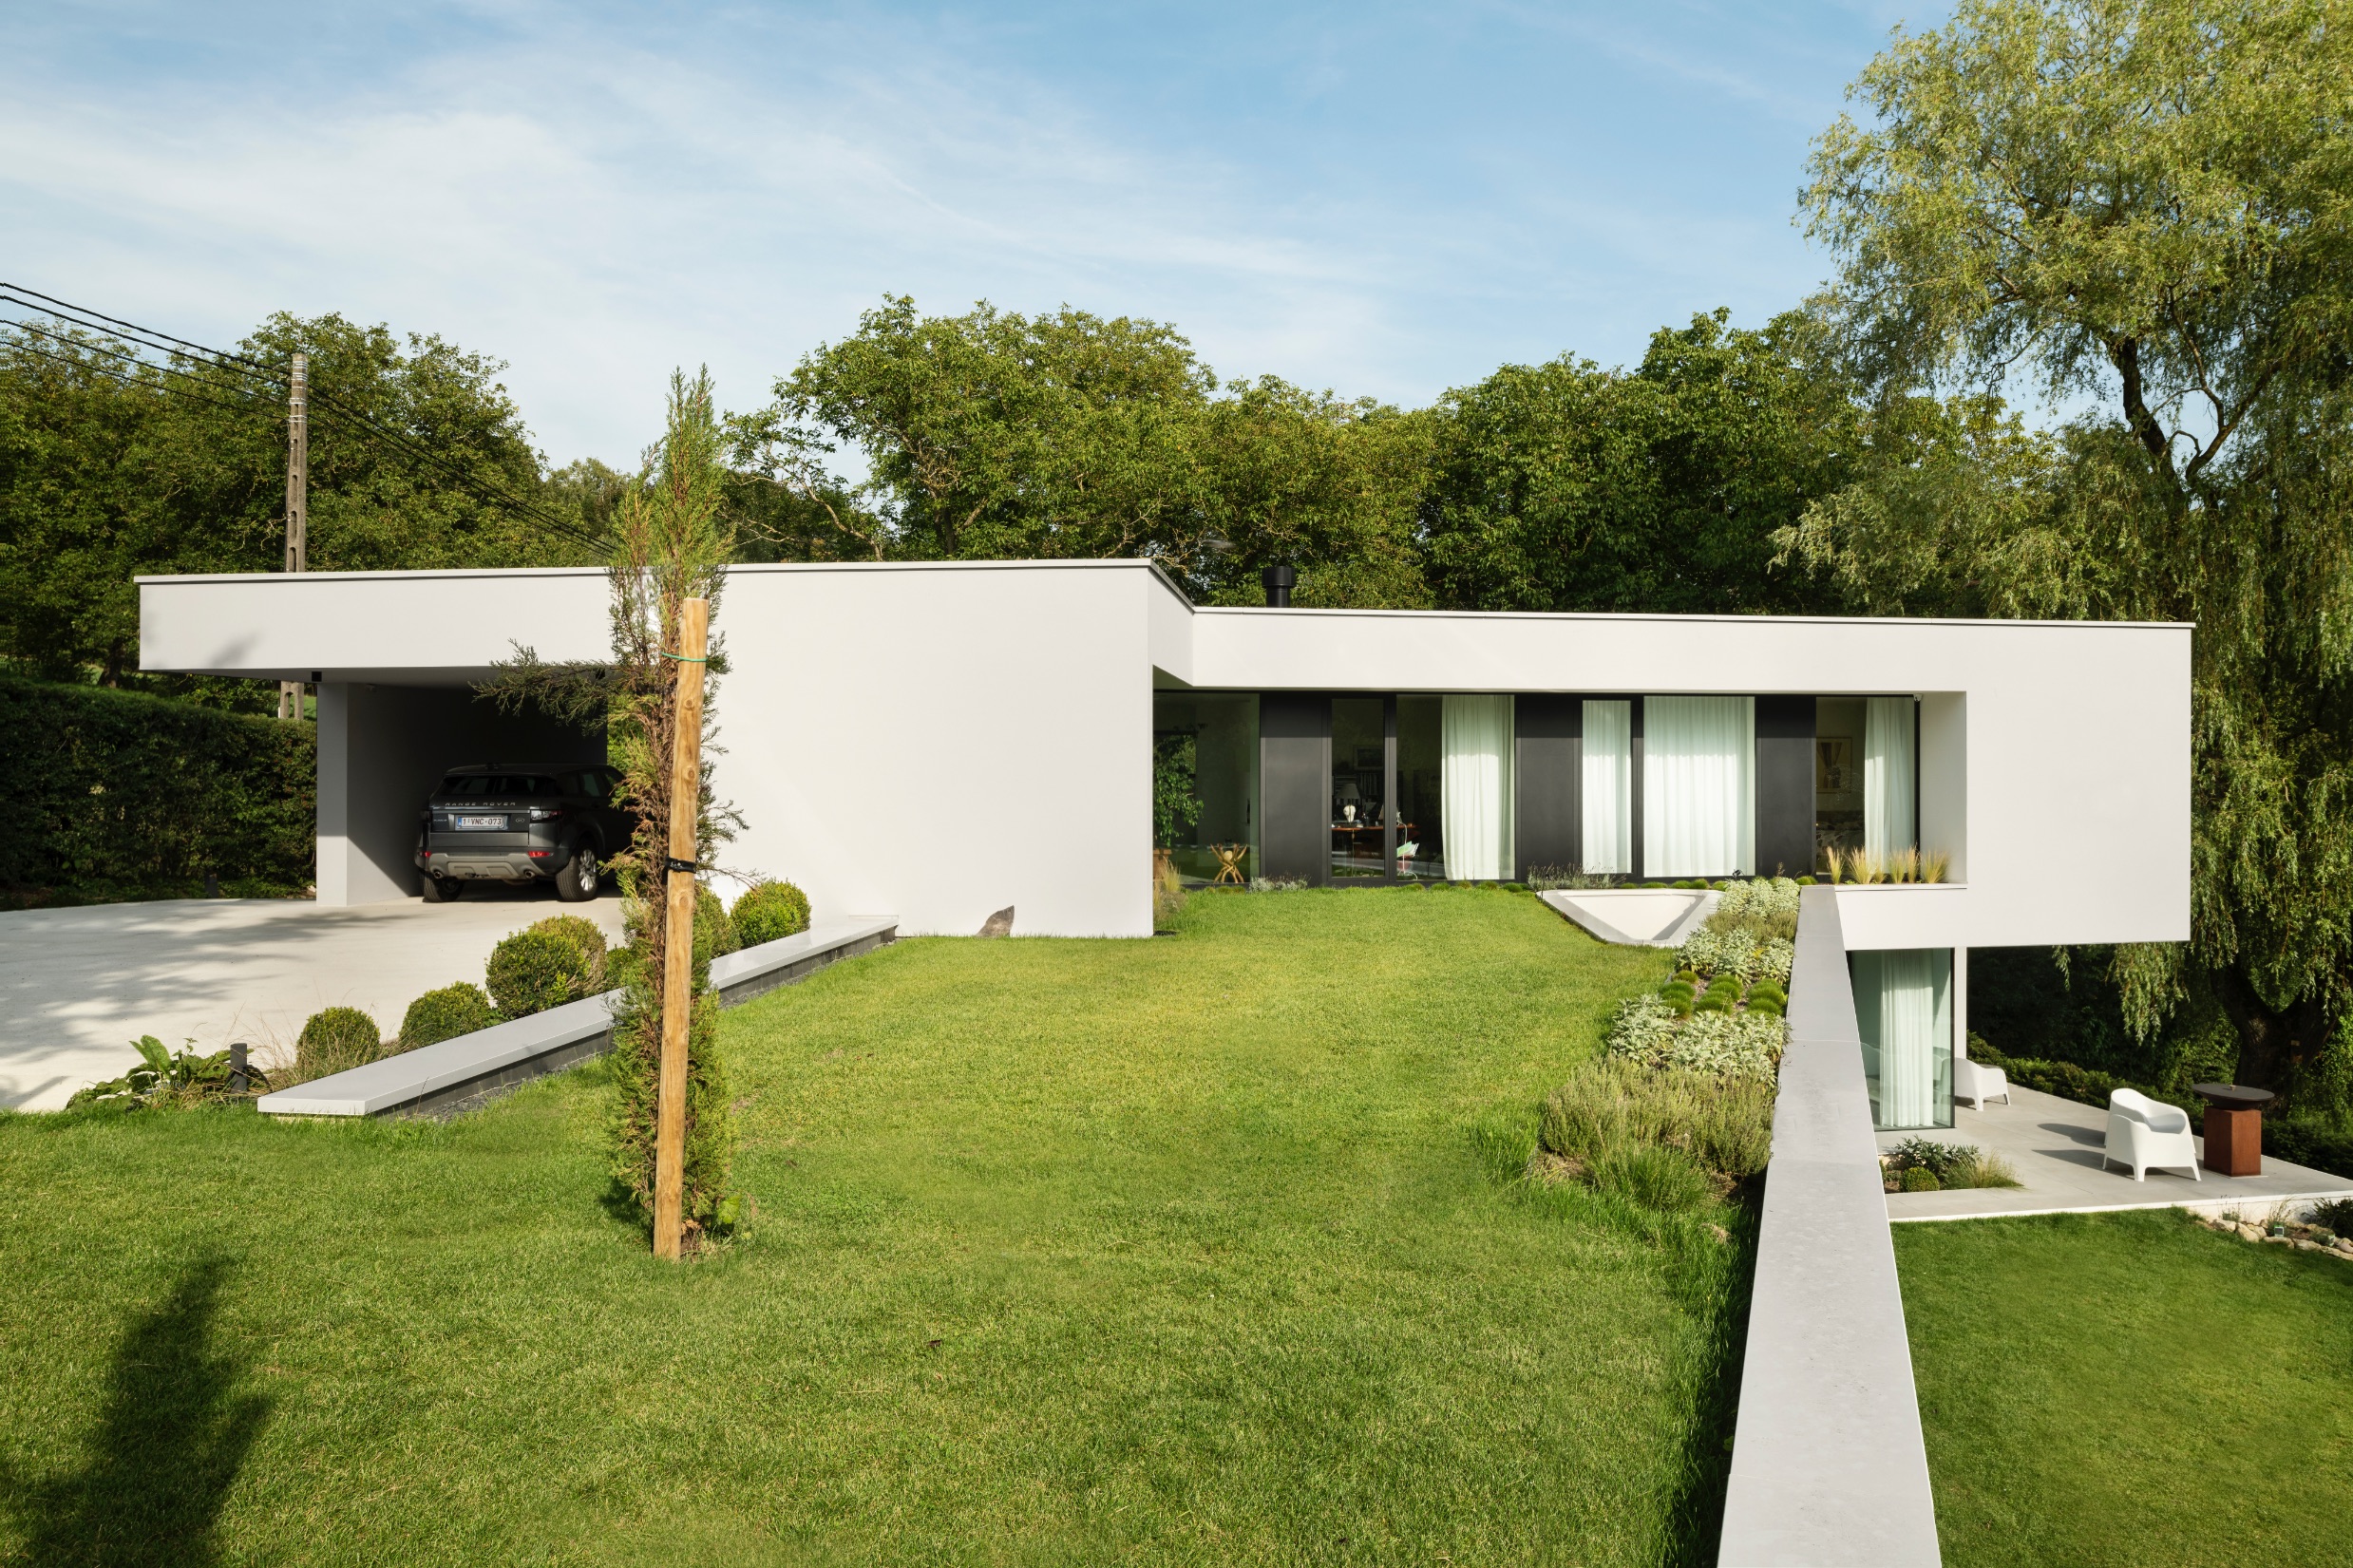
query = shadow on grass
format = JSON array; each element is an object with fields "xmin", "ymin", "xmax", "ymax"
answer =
[{"xmin": 5, "ymin": 1255, "xmax": 272, "ymax": 1567}]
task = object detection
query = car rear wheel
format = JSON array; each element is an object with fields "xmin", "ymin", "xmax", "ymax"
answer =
[
  {"xmin": 556, "ymin": 845, "xmax": 598, "ymax": 902},
  {"xmin": 420, "ymin": 874, "xmax": 461, "ymax": 903}
]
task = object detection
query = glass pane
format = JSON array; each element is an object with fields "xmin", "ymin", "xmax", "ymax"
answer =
[
  {"xmin": 1814, "ymin": 698, "xmax": 1865, "ymax": 875},
  {"xmin": 1440, "ymin": 694, "xmax": 1515, "ymax": 880},
  {"xmin": 1153, "ymin": 691, "xmax": 1259, "ymax": 884},
  {"xmin": 1864, "ymin": 697, "xmax": 1918, "ymax": 859},
  {"xmin": 1330, "ymin": 697, "xmax": 1387, "ymax": 878},
  {"xmin": 1852, "ymin": 948, "xmax": 1953, "ymax": 1130},
  {"xmin": 1641, "ymin": 695, "xmax": 1755, "ymax": 878},
  {"xmin": 1397, "ymin": 696, "xmax": 1443, "ymax": 878},
  {"xmin": 1582, "ymin": 699, "xmax": 1631, "ymax": 874}
]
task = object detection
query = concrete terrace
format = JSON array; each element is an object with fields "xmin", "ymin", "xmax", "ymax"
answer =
[{"xmin": 1882, "ymin": 1082, "xmax": 2353, "ymax": 1221}]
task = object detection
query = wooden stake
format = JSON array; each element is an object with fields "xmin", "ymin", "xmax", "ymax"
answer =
[{"xmin": 653, "ymin": 596, "xmax": 709, "ymax": 1260}]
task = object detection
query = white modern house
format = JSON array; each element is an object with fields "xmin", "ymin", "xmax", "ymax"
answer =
[{"xmin": 139, "ymin": 557, "xmax": 2191, "ymax": 1134}]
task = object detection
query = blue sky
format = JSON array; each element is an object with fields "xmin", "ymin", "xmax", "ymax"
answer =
[{"xmin": 4, "ymin": 2, "xmax": 1941, "ymax": 464}]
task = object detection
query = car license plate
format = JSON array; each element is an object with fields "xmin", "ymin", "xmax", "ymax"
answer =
[{"xmin": 456, "ymin": 814, "xmax": 507, "ymax": 830}]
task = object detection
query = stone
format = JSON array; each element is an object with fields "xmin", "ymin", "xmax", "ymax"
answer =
[
  {"xmin": 2237, "ymin": 1223, "xmax": 2265, "ymax": 1241},
  {"xmin": 977, "ymin": 906, "xmax": 1015, "ymax": 938}
]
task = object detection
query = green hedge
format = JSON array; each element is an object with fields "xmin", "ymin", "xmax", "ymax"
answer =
[{"xmin": 0, "ymin": 673, "xmax": 313, "ymax": 904}]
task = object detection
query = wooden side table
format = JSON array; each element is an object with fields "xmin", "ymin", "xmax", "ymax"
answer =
[
  {"xmin": 2192, "ymin": 1083, "xmax": 2276, "ymax": 1176},
  {"xmin": 1209, "ymin": 843, "xmax": 1248, "ymax": 885}
]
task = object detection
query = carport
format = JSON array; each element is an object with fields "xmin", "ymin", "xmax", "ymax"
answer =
[{"xmin": 138, "ymin": 567, "xmax": 613, "ymax": 905}]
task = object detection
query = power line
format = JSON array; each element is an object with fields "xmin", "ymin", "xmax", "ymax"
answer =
[
  {"xmin": 0, "ymin": 332, "xmax": 263, "ymax": 420},
  {"xmin": 0, "ymin": 289, "xmax": 611, "ymax": 555}
]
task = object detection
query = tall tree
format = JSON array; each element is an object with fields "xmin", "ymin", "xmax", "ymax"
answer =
[
  {"xmin": 766, "ymin": 296, "xmax": 1429, "ymax": 605},
  {"xmin": 1791, "ymin": 0, "xmax": 2353, "ymax": 1094},
  {"xmin": 0, "ymin": 312, "xmax": 585, "ymax": 691},
  {"xmin": 1419, "ymin": 311, "xmax": 1865, "ymax": 614}
]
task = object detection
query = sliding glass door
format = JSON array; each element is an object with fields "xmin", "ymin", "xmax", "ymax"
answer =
[
  {"xmin": 1851, "ymin": 948, "xmax": 1954, "ymax": 1129},
  {"xmin": 1642, "ymin": 695, "xmax": 1755, "ymax": 878},
  {"xmin": 1581, "ymin": 699, "xmax": 1633, "ymax": 874}
]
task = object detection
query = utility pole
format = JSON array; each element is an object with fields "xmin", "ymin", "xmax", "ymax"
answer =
[
  {"xmin": 278, "ymin": 351, "xmax": 308, "ymax": 721},
  {"xmin": 653, "ymin": 596, "xmax": 711, "ymax": 1260}
]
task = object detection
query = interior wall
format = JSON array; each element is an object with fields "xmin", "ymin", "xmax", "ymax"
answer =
[{"xmin": 315, "ymin": 684, "xmax": 605, "ymax": 906}]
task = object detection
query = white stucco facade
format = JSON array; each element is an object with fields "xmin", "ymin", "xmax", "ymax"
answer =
[{"xmin": 139, "ymin": 559, "xmax": 2191, "ymax": 951}]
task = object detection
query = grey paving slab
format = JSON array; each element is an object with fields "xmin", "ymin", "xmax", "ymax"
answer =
[
  {"xmin": 1881, "ymin": 1083, "xmax": 2353, "ymax": 1222},
  {"xmin": 0, "ymin": 887, "xmax": 626, "ymax": 1111},
  {"xmin": 1718, "ymin": 885, "xmax": 1941, "ymax": 1568},
  {"xmin": 1538, "ymin": 888, "xmax": 1715, "ymax": 946}
]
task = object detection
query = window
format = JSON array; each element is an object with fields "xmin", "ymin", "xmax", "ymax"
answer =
[
  {"xmin": 1581, "ymin": 699, "xmax": 1632, "ymax": 874},
  {"xmin": 1641, "ymin": 695, "xmax": 1755, "ymax": 877},
  {"xmin": 1440, "ymin": 695, "xmax": 1514, "ymax": 880},
  {"xmin": 1851, "ymin": 948, "xmax": 1953, "ymax": 1130}
]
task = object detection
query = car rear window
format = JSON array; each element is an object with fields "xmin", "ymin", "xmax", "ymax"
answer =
[{"xmin": 439, "ymin": 774, "xmax": 562, "ymax": 798}]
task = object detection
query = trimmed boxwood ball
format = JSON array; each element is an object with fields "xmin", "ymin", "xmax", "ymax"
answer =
[
  {"xmin": 397, "ymin": 983, "xmax": 497, "ymax": 1051},
  {"xmin": 1900, "ymin": 1165, "xmax": 1942, "ymax": 1193},
  {"xmin": 296, "ymin": 1006, "xmax": 382, "ymax": 1078},
  {"xmin": 731, "ymin": 879, "xmax": 811, "ymax": 948},
  {"xmin": 526, "ymin": 915, "xmax": 608, "ymax": 987},
  {"xmin": 486, "ymin": 929, "xmax": 598, "ymax": 1019}
]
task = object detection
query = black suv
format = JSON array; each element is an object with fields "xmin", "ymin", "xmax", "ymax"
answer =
[{"xmin": 414, "ymin": 764, "xmax": 634, "ymax": 902}]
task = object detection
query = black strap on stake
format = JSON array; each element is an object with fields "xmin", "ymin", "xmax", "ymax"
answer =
[{"xmin": 664, "ymin": 857, "xmax": 697, "ymax": 875}]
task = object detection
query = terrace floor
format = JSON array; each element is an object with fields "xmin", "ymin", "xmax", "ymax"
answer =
[{"xmin": 1881, "ymin": 1083, "xmax": 2353, "ymax": 1222}]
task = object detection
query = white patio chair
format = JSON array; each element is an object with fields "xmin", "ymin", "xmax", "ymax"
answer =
[
  {"xmin": 1953, "ymin": 1058, "xmax": 2009, "ymax": 1108},
  {"xmin": 2102, "ymin": 1087, "xmax": 2200, "ymax": 1181}
]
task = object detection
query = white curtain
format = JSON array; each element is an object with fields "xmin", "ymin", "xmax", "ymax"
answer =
[
  {"xmin": 1865, "ymin": 696, "xmax": 1916, "ymax": 858},
  {"xmin": 1441, "ymin": 694, "xmax": 1514, "ymax": 880},
  {"xmin": 1856, "ymin": 949, "xmax": 1950, "ymax": 1129},
  {"xmin": 1641, "ymin": 695, "xmax": 1755, "ymax": 877},
  {"xmin": 1581, "ymin": 699, "xmax": 1632, "ymax": 873}
]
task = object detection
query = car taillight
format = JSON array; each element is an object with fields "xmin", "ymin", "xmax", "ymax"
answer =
[{"xmin": 526, "ymin": 807, "xmax": 567, "ymax": 822}]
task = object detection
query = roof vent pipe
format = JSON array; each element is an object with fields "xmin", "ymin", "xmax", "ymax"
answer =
[{"xmin": 1262, "ymin": 565, "xmax": 1296, "ymax": 608}]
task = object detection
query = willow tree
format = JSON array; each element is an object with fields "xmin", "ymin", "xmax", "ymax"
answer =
[
  {"xmin": 1787, "ymin": 0, "xmax": 2353, "ymax": 1096},
  {"xmin": 491, "ymin": 369, "xmax": 743, "ymax": 1240}
]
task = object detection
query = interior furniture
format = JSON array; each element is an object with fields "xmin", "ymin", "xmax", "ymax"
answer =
[
  {"xmin": 2192, "ymin": 1082, "xmax": 2276, "ymax": 1177},
  {"xmin": 1952, "ymin": 1058, "xmax": 2009, "ymax": 1108},
  {"xmin": 2102, "ymin": 1087, "xmax": 2201, "ymax": 1182}
]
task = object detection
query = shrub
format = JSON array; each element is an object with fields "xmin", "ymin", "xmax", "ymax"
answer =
[
  {"xmin": 2265, "ymin": 1118, "xmax": 2353, "ymax": 1181},
  {"xmin": 1539, "ymin": 1057, "xmax": 1774, "ymax": 1181},
  {"xmin": 1603, "ymin": 994, "xmax": 1680, "ymax": 1066},
  {"xmin": 1899, "ymin": 1165, "xmax": 1942, "ymax": 1192},
  {"xmin": 1885, "ymin": 1136, "xmax": 2020, "ymax": 1190},
  {"xmin": 397, "ymin": 983, "xmax": 498, "ymax": 1050},
  {"xmin": 67, "ymin": 1035, "xmax": 242, "ymax": 1108},
  {"xmin": 486, "ymin": 930, "xmax": 597, "ymax": 1019},
  {"xmin": 296, "ymin": 1007, "xmax": 382, "ymax": 1079},
  {"xmin": 1667, "ymin": 1011, "xmax": 1786, "ymax": 1083},
  {"xmin": 0, "ymin": 673, "xmax": 314, "ymax": 906},
  {"xmin": 2306, "ymin": 1196, "xmax": 2353, "ymax": 1233},
  {"xmin": 732, "ymin": 878, "xmax": 811, "ymax": 947},
  {"xmin": 527, "ymin": 914, "xmax": 608, "ymax": 983}
]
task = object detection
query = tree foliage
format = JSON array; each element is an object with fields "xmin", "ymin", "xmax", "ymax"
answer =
[
  {"xmin": 1793, "ymin": 0, "xmax": 2353, "ymax": 1093},
  {"xmin": 761, "ymin": 296, "xmax": 1430, "ymax": 606},
  {"xmin": 1418, "ymin": 311, "xmax": 1865, "ymax": 613},
  {"xmin": 0, "ymin": 313, "xmax": 583, "ymax": 690}
]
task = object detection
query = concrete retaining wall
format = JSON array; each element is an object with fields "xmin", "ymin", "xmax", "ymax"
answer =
[
  {"xmin": 1717, "ymin": 885, "xmax": 1940, "ymax": 1566},
  {"xmin": 256, "ymin": 916, "xmax": 896, "ymax": 1119}
]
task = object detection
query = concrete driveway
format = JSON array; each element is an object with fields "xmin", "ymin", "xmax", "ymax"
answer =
[{"xmin": 0, "ymin": 888, "xmax": 627, "ymax": 1111}]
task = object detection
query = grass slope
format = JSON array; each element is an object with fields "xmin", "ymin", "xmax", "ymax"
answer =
[
  {"xmin": 0, "ymin": 887, "xmax": 1736, "ymax": 1567},
  {"xmin": 1896, "ymin": 1210, "xmax": 2353, "ymax": 1567}
]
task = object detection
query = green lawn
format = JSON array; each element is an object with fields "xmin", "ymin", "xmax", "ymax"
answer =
[
  {"xmin": 1896, "ymin": 1210, "xmax": 2353, "ymax": 1567},
  {"xmin": 0, "ymin": 887, "xmax": 1743, "ymax": 1567}
]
